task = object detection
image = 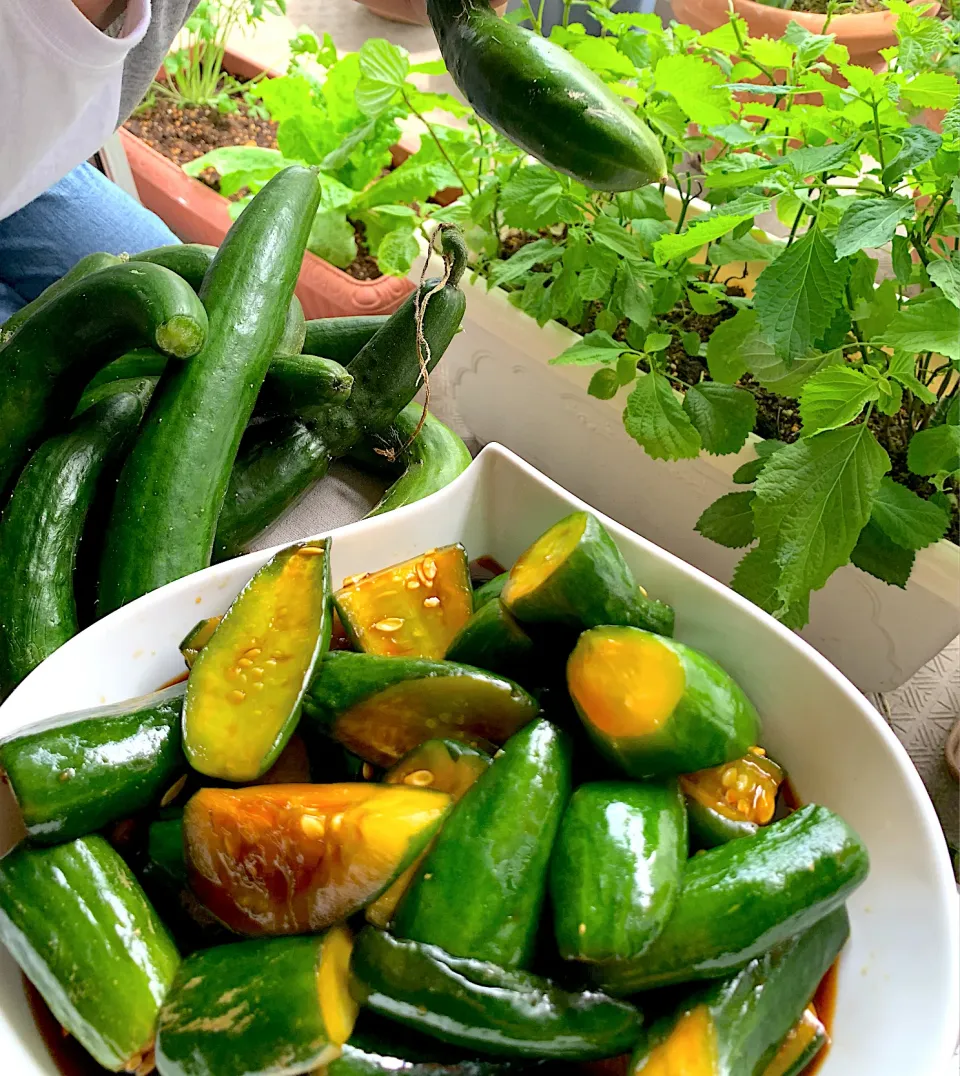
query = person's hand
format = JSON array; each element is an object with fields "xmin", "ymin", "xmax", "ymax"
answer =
[{"xmin": 73, "ymin": 0, "xmax": 128, "ymax": 30}]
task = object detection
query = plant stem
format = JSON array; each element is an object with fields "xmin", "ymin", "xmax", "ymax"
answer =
[
  {"xmin": 562, "ymin": 0, "xmax": 573, "ymax": 26},
  {"xmin": 787, "ymin": 200, "xmax": 806, "ymax": 246},
  {"xmin": 402, "ymin": 90, "xmax": 476, "ymax": 197}
]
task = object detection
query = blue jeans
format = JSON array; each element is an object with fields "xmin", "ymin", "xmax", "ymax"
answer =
[{"xmin": 0, "ymin": 162, "xmax": 179, "ymax": 323}]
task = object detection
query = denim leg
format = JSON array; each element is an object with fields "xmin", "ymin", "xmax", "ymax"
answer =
[
  {"xmin": 0, "ymin": 161, "xmax": 180, "ymax": 304},
  {"xmin": 0, "ymin": 282, "xmax": 26, "ymax": 324}
]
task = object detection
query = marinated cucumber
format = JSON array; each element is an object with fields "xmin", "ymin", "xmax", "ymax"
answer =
[
  {"xmin": 0, "ymin": 835, "xmax": 179, "ymax": 1072},
  {"xmin": 98, "ymin": 166, "xmax": 321, "ymax": 612},
  {"xmin": 627, "ymin": 907, "xmax": 848, "ymax": 1076},
  {"xmin": 394, "ymin": 719, "xmax": 570, "ymax": 969},
  {"xmin": 592, "ymin": 804, "xmax": 869, "ymax": 994},
  {"xmin": 363, "ymin": 404, "xmax": 472, "ymax": 517},
  {"xmin": 0, "ymin": 381, "xmax": 153, "ymax": 695},
  {"xmin": 444, "ymin": 599, "xmax": 535, "ymax": 680},
  {"xmin": 213, "ymin": 416, "xmax": 331, "ymax": 561},
  {"xmin": 0, "ymin": 261, "xmax": 207, "ymax": 496},
  {"xmin": 368, "ymin": 739, "xmax": 492, "ymax": 928},
  {"xmin": 334, "ymin": 544, "xmax": 473, "ymax": 660},
  {"xmin": 501, "ymin": 512, "xmax": 674, "ymax": 637},
  {"xmin": 425, "ymin": 0, "xmax": 666, "ymax": 190},
  {"xmin": 184, "ymin": 783, "xmax": 449, "ymax": 935},
  {"xmin": 550, "ymin": 781, "xmax": 687, "ymax": 963},
  {"xmin": 0, "ymin": 251, "xmax": 121, "ymax": 337},
  {"xmin": 131, "ymin": 242, "xmax": 306, "ymax": 354},
  {"xmin": 179, "ymin": 615, "xmax": 221, "ymax": 668},
  {"xmin": 681, "ymin": 749, "xmax": 785, "ymax": 848},
  {"xmin": 302, "ymin": 651, "xmax": 540, "ymax": 768},
  {"xmin": 156, "ymin": 926, "xmax": 357, "ymax": 1076},
  {"xmin": 0, "ymin": 683, "xmax": 185, "ymax": 844},
  {"xmin": 183, "ymin": 538, "xmax": 332, "ymax": 781},
  {"xmin": 302, "ymin": 314, "xmax": 389, "ymax": 363},
  {"xmin": 473, "ymin": 572, "xmax": 508, "ymax": 610},
  {"xmin": 350, "ymin": 928, "xmax": 642, "ymax": 1061},
  {"xmin": 567, "ymin": 626, "xmax": 760, "ymax": 778}
]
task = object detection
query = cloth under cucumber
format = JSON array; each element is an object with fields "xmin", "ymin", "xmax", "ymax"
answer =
[{"xmin": 98, "ymin": 166, "xmax": 321, "ymax": 613}]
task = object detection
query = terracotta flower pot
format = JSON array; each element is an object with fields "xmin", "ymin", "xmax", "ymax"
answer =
[
  {"xmin": 353, "ymin": 0, "xmax": 505, "ymax": 26},
  {"xmin": 671, "ymin": 0, "xmax": 940, "ymax": 72},
  {"xmin": 119, "ymin": 49, "xmax": 414, "ymax": 319}
]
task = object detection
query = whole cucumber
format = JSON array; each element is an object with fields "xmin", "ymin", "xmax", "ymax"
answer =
[
  {"xmin": 0, "ymin": 381, "xmax": 154, "ymax": 695},
  {"xmin": 0, "ymin": 262, "xmax": 207, "ymax": 497},
  {"xmin": 98, "ymin": 166, "xmax": 321, "ymax": 613},
  {"xmin": 302, "ymin": 315, "xmax": 389, "ymax": 363},
  {"xmin": 426, "ymin": 0, "xmax": 665, "ymax": 191},
  {"xmin": 0, "ymin": 251, "xmax": 121, "ymax": 337}
]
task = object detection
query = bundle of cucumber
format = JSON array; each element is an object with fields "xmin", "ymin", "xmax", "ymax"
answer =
[
  {"xmin": 0, "ymin": 513, "xmax": 868, "ymax": 1076},
  {"xmin": 0, "ymin": 168, "xmax": 472, "ymax": 699}
]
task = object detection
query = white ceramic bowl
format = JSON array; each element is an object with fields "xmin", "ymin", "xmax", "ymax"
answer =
[{"xmin": 0, "ymin": 445, "xmax": 956, "ymax": 1075}]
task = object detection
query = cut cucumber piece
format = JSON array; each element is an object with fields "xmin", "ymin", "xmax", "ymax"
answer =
[
  {"xmin": 179, "ymin": 616, "xmax": 221, "ymax": 669},
  {"xmin": 0, "ymin": 683, "xmax": 185, "ymax": 844},
  {"xmin": 501, "ymin": 512, "xmax": 674, "ymax": 636},
  {"xmin": 591, "ymin": 804, "xmax": 868, "ymax": 994},
  {"xmin": 762, "ymin": 1003, "xmax": 829, "ymax": 1076},
  {"xmin": 550, "ymin": 780, "xmax": 687, "ymax": 963},
  {"xmin": 394, "ymin": 719, "xmax": 570, "ymax": 969},
  {"xmin": 567, "ymin": 626, "xmax": 760, "ymax": 778},
  {"xmin": 183, "ymin": 538, "xmax": 331, "ymax": 781},
  {"xmin": 681, "ymin": 748, "xmax": 784, "ymax": 848},
  {"xmin": 445, "ymin": 599, "xmax": 535, "ymax": 681},
  {"xmin": 0, "ymin": 835, "xmax": 179, "ymax": 1072},
  {"xmin": 473, "ymin": 572, "xmax": 508, "ymax": 610},
  {"xmin": 156, "ymin": 926, "xmax": 357, "ymax": 1076},
  {"xmin": 350, "ymin": 928, "xmax": 642, "ymax": 1061},
  {"xmin": 302, "ymin": 651, "xmax": 539, "ymax": 768},
  {"xmin": 184, "ymin": 782, "xmax": 449, "ymax": 935},
  {"xmin": 334, "ymin": 545, "xmax": 473, "ymax": 660}
]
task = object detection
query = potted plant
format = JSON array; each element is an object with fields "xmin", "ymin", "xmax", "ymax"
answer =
[
  {"xmin": 413, "ymin": 5, "xmax": 959, "ymax": 692},
  {"xmin": 671, "ymin": 0, "xmax": 941, "ymax": 72}
]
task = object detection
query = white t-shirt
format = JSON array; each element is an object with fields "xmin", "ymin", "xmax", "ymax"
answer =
[{"xmin": 0, "ymin": 0, "xmax": 150, "ymax": 220}]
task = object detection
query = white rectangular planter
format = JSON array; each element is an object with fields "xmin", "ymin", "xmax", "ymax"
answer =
[{"xmin": 415, "ymin": 196, "xmax": 960, "ymax": 694}]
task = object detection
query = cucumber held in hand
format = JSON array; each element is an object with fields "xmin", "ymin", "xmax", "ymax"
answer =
[
  {"xmin": 0, "ymin": 380, "xmax": 154, "ymax": 696},
  {"xmin": 627, "ymin": 907, "xmax": 847, "ymax": 1076},
  {"xmin": 350, "ymin": 928, "xmax": 642, "ymax": 1061},
  {"xmin": 302, "ymin": 651, "xmax": 539, "ymax": 768},
  {"xmin": 0, "ymin": 261, "xmax": 207, "ymax": 497},
  {"xmin": 591, "ymin": 804, "xmax": 869, "ymax": 994},
  {"xmin": 0, "ymin": 835, "xmax": 180, "ymax": 1072},
  {"xmin": 98, "ymin": 166, "xmax": 321, "ymax": 613},
  {"xmin": 550, "ymin": 780, "xmax": 687, "ymax": 963},
  {"xmin": 212, "ymin": 231, "xmax": 467, "ymax": 557},
  {"xmin": 567, "ymin": 625, "xmax": 760, "ymax": 778},
  {"xmin": 395, "ymin": 719, "xmax": 570, "ymax": 969},
  {"xmin": 156, "ymin": 926, "xmax": 357, "ymax": 1076},
  {"xmin": 183, "ymin": 538, "xmax": 332, "ymax": 781},
  {"xmin": 426, "ymin": 0, "xmax": 665, "ymax": 191},
  {"xmin": 502, "ymin": 512, "xmax": 674, "ymax": 636},
  {"xmin": 0, "ymin": 683, "xmax": 185, "ymax": 844}
]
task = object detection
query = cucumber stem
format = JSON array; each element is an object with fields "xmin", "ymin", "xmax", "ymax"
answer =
[{"xmin": 439, "ymin": 225, "xmax": 468, "ymax": 287}]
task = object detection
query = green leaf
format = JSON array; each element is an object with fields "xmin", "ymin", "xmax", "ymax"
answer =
[
  {"xmin": 487, "ymin": 240, "xmax": 562, "ymax": 289},
  {"xmin": 754, "ymin": 227, "xmax": 850, "ymax": 361},
  {"xmin": 500, "ymin": 166, "xmax": 583, "ymax": 230},
  {"xmin": 595, "ymin": 310, "xmax": 619, "ymax": 334},
  {"xmin": 653, "ymin": 214, "xmax": 753, "ymax": 267},
  {"xmin": 899, "ymin": 72, "xmax": 959, "ymax": 112},
  {"xmin": 881, "ymin": 126, "xmax": 942, "ymax": 188},
  {"xmin": 887, "ymin": 351, "xmax": 937, "ymax": 404},
  {"xmin": 731, "ymin": 546, "xmax": 810, "ymax": 630},
  {"xmin": 798, "ymin": 366, "xmax": 880, "ymax": 437},
  {"xmin": 854, "ymin": 278, "xmax": 898, "ymax": 340},
  {"xmin": 875, "ymin": 377, "xmax": 903, "ymax": 417},
  {"xmin": 891, "ymin": 235, "xmax": 914, "ymax": 285},
  {"xmin": 706, "ymin": 309, "xmax": 751, "ymax": 384},
  {"xmin": 644, "ymin": 332, "xmax": 672, "ymax": 353},
  {"xmin": 696, "ymin": 491, "xmax": 756, "ymax": 548},
  {"xmin": 682, "ymin": 382, "xmax": 757, "ymax": 455},
  {"xmin": 355, "ymin": 39, "xmax": 409, "ymax": 115},
  {"xmin": 375, "ymin": 227, "xmax": 419, "ymax": 277},
  {"xmin": 928, "ymin": 252, "xmax": 960, "ymax": 310},
  {"xmin": 709, "ymin": 232, "xmax": 779, "ymax": 266},
  {"xmin": 307, "ymin": 210, "xmax": 356, "ymax": 268},
  {"xmin": 879, "ymin": 294, "xmax": 960, "ymax": 362},
  {"xmin": 616, "ymin": 186, "xmax": 667, "ymax": 222},
  {"xmin": 316, "ymin": 116, "xmax": 380, "ymax": 173},
  {"xmin": 592, "ymin": 215, "xmax": 646, "ymax": 264},
  {"xmin": 731, "ymin": 438, "xmax": 787, "ymax": 484},
  {"xmin": 550, "ymin": 331, "xmax": 631, "ymax": 367},
  {"xmin": 777, "ymin": 139, "xmax": 857, "ymax": 178},
  {"xmin": 615, "ymin": 262, "xmax": 653, "ymax": 330},
  {"xmin": 617, "ymin": 353, "xmax": 638, "ymax": 385},
  {"xmin": 571, "ymin": 36, "xmax": 636, "ymax": 78},
  {"xmin": 687, "ymin": 286, "xmax": 723, "ymax": 317},
  {"xmin": 834, "ymin": 197, "xmax": 914, "ymax": 259},
  {"xmin": 653, "ymin": 53, "xmax": 733, "ymax": 128},
  {"xmin": 183, "ymin": 146, "xmax": 289, "ymax": 178},
  {"xmin": 588, "ymin": 368, "xmax": 620, "ymax": 400},
  {"xmin": 753, "ymin": 425, "xmax": 890, "ymax": 610},
  {"xmin": 850, "ymin": 521, "xmax": 915, "ymax": 588},
  {"xmin": 870, "ymin": 477, "xmax": 949, "ymax": 551},
  {"xmin": 354, "ymin": 160, "xmax": 453, "ymax": 211},
  {"xmin": 681, "ymin": 330, "xmax": 701, "ymax": 357},
  {"xmin": 623, "ymin": 372, "xmax": 702, "ymax": 461},
  {"xmin": 908, "ymin": 424, "xmax": 960, "ymax": 478}
]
